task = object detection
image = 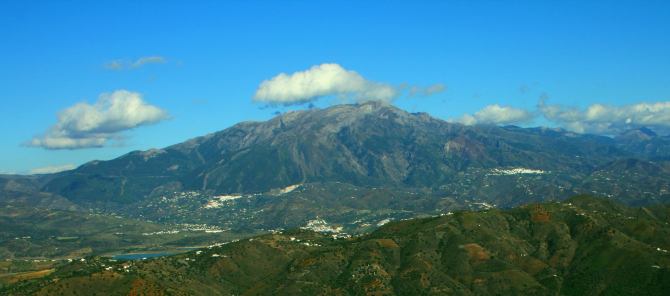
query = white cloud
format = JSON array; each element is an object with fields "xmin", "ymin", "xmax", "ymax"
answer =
[
  {"xmin": 254, "ymin": 63, "xmax": 400, "ymax": 105},
  {"xmin": 104, "ymin": 56, "xmax": 167, "ymax": 70},
  {"xmin": 254, "ymin": 64, "xmax": 446, "ymax": 106},
  {"xmin": 29, "ymin": 90, "xmax": 169, "ymax": 149},
  {"xmin": 539, "ymin": 100, "xmax": 670, "ymax": 135},
  {"xmin": 452, "ymin": 104, "xmax": 534, "ymax": 126},
  {"xmin": 29, "ymin": 164, "xmax": 76, "ymax": 174}
]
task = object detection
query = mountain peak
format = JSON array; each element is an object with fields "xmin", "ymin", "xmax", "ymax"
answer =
[
  {"xmin": 357, "ymin": 99, "xmax": 392, "ymax": 109},
  {"xmin": 319, "ymin": 100, "xmax": 397, "ymax": 114},
  {"xmin": 270, "ymin": 101, "xmax": 411, "ymax": 127}
]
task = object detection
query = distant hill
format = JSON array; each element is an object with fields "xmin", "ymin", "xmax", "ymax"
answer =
[{"xmin": 5, "ymin": 196, "xmax": 669, "ymax": 295}]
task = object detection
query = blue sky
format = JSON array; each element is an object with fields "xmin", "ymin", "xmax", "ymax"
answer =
[{"xmin": 1, "ymin": 0, "xmax": 669, "ymax": 174}]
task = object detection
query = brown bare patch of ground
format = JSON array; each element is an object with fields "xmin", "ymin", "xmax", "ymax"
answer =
[
  {"xmin": 1, "ymin": 268, "xmax": 55, "ymax": 284},
  {"xmin": 375, "ymin": 239, "xmax": 399, "ymax": 249},
  {"xmin": 128, "ymin": 278, "xmax": 165, "ymax": 296},
  {"xmin": 531, "ymin": 205, "xmax": 551, "ymax": 222},
  {"xmin": 461, "ymin": 243, "xmax": 490, "ymax": 261}
]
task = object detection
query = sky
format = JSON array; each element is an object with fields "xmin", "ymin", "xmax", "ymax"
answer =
[{"xmin": 1, "ymin": 0, "xmax": 669, "ymax": 174}]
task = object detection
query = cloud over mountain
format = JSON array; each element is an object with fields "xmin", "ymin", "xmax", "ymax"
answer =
[
  {"xmin": 452, "ymin": 104, "xmax": 534, "ymax": 126},
  {"xmin": 29, "ymin": 90, "xmax": 169, "ymax": 149},
  {"xmin": 539, "ymin": 100, "xmax": 670, "ymax": 135},
  {"xmin": 253, "ymin": 63, "xmax": 399, "ymax": 105}
]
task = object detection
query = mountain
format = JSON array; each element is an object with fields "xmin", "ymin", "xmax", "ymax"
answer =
[
  {"xmin": 20, "ymin": 102, "xmax": 666, "ymax": 241},
  {"xmin": 3, "ymin": 103, "xmax": 670, "ymax": 260},
  {"xmin": 5, "ymin": 196, "xmax": 669, "ymax": 295},
  {"xmin": 41, "ymin": 102, "xmax": 665, "ymax": 207},
  {"xmin": 615, "ymin": 127, "xmax": 670, "ymax": 159}
]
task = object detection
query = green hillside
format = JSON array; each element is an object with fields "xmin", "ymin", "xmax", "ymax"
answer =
[{"xmin": 5, "ymin": 196, "xmax": 669, "ymax": 295}]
